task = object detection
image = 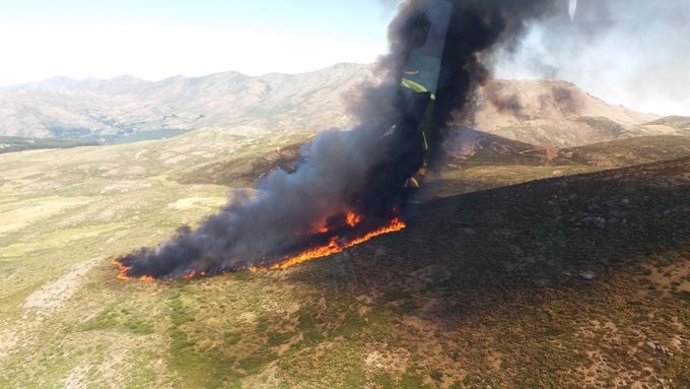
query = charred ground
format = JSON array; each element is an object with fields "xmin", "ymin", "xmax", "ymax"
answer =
[
  {"xmin": 281, "ymin": 156, "xmax": 690, "ymax": 388},
  {"xmin": 140, "ymin": 156, "xmax": 690, "ymax": 387}
]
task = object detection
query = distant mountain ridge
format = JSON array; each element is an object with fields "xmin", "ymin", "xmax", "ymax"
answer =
[
  {"xmin": 0, "ymin": 63, "xmax": 369, "ymax": 139},
  {"xmin": 443, "ymin": 127, "xmax": 690, "ymax": 168},
  {"xmin": 470, "ymin": 79, "xmax": 669, "ymax": 147},
  {"xmin": 1, "ymin": 63, "xmax": 686, "ymax": 148}
]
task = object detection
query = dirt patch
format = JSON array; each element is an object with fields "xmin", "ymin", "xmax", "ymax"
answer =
[
  {"xmin": 646, "ymin": 261, "xmax": 690, "ymax": 294},
  {"xmin": 0, "ymin": 326, "xmax": 20, "ymax": 361},
  {"xmin": 167, "ymin": 197, "xmax": 228, "ymax": 211},
  {"xmin": 57, "ymin": 332, "xmax": 174, "ymax": 389},
  {"xmin": 23, "ymin": 257, "xmax": 102, "ymax": 312},
  {"xmin": 63, "ymin": 364, "xmax": 90, "ymax": 389},
  {"xmin": 364, "ymin": 347, "xmax": 412, "ymax": 375}
]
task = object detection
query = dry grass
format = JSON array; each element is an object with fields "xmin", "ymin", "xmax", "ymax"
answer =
[{"xmin": 1, "ymin": 129, "xmax": 689, "ymax": 388}]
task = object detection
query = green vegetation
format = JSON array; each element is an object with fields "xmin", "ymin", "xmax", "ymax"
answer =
[
  {"xmin": 79, "ymin": 306, "xmax": 154, "ymax": 335},
  {"xmin": 0, "ymin": 135, "xmax": 98, "ymax": 154},
  {"xmin": 646, "ymin": 115, "xmax": 690, "ymax": 130},
  {"xmin": 1, "ymin": 128, "xmax": 689, "ymax": 388},
  {"xmin": 676, "ymin": 291, "xmax": 690, "ymax": 304},
  {"xmin": 571, "ymin": 135, "xmax": 690, "ymax": 168},
  {"xmin": 576, "ymin": 116, "xmax": 626, "ymax": 137}
]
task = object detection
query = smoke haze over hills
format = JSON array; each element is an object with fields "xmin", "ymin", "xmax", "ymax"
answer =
[{"xmin": 494, "ymin": 0, "xmax": 690, "ymax": 116}]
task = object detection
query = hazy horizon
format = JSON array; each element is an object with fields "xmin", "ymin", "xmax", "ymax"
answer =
[
  {"xmin": 3, "ymin": 61, "xmax": 684, "ymax": 118},
  {"xmin": 0, "ymin": 0, "xmax": 395, "ymax": 86},
  {"xmin": 2, "ymin": 0, "xmax": 689, "ymax": 116},
  {"xmin": 0, "ymin": 61, "xmax": 374, "ymax": 87}
]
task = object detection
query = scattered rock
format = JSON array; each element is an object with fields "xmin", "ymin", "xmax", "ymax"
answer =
[
  {"xmin": 670, "ymin": 337, "xmax": 684, "ymax": 351},
  {"xmin": 579, "ymin": 216, "xmax": 607, "ymax": 228},
  {"xmin": 646, "ymin": 342, "xmax": 673, "ymax": 356},
  {"xmin": 579, "ymin": 271, "xmax": 596, "ymax": 281}
]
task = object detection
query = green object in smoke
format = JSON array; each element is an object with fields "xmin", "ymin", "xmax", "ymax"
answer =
[{"xmin": 396, "ymin": 0, "xmax": 452, "ymax": 180}]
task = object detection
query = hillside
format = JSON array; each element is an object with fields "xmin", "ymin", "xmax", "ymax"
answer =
[
  {"xmin": 0, "ymin": 136, "xmax": 98, "ymax": 154},
  {"xmin": 2, "ymin": 64, "xmax": 690, "ymax": 388},
  {"xmin": 420, "ymin": 130, "xmax": 690, "ymax": 198},
  {"xmin": 1, "ymin": 64, "xmax": 677, "ymax": 150},
  {"xmin": 1, "ymin": 130, "xmax": 688, "ymax": 387},
  {"xmin": 441, "ymin": 129, "xmax": 690, "ymax": 169},
  {"xmin": 390, "ymin": 157, "xmax": 690, "ymax": 387},
  {"xmin": 643, "ymin": 116, "xmax": 690, "ymax": 134},
  {"xmin": 171, "ymin": 125, "xmax": 690, "ymax": 199},
  {"xmin": 158, "ymin": 127, "xmax": 690, "ymax": 208},
  {"xmin": 567, "ymin": 135, "xmax": 690, "ymax": 168},
  {"xmin": 0, "ymin": 63, "xmax": 368, "ymax": 139},
  {"xmin": 470, "ymin": 79, "xmax": 665, "ymax": 147},
  {"xmin": 441, "ymin": 127, "xmax": 560, "ymax": 165}
]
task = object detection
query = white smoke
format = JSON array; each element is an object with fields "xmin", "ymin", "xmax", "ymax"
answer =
[
  {"xmin": 568, "ymin": 0, "xmax": 577, "ymax": 21},
  {"xmin": 495, "ymin": 0, "xmax": 690, "ymax": 116}
]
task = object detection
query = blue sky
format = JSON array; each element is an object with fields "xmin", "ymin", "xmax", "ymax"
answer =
[{"xmin": 0, "ymin": 1, "xmax": 398, "ymax": 85}]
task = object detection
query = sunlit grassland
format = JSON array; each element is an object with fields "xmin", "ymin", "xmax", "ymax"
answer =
[
  {"xmin": 1, "ymin": 130, "xmax": 689, "ymax": 388},
  {"xmin": 0, "ymin": 127, "xmax": 324, "ymax": 388}
]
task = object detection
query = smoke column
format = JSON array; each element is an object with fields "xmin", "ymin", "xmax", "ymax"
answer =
[
  {"xmin": 117, "ymin": 0, "xmax": 558, "ymax": 280},
  {"xmin": 496, "ymin": 0, "xmax": 690, "ymax": 116}
]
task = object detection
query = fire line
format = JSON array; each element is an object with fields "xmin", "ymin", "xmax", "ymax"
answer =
[
  {"xmin": 266, "ymin": 217, "xmax": 406, "ymax": 271},
  {"xmin": 116, "ymin": 216, "xmax": 406, "ymax": 281}
]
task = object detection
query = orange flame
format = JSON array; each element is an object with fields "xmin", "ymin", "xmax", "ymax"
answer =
[
  {"xmin": 116, "ymin": 214, "xmax": 406, "ymax": 280},
  {"xmin": 345, "ymin": 211, "xmax": 363, "ymax": 227},
  {"xmin": 113, "ymin": 259, "xmax": 156, "ymax": 283},
  {"xmin": 269, "ymin": 218, "xmax": 406, "ymax": 271},
  {"xmin": 181, "ymin": 271, "xmax": 207, "ymax": 280}
]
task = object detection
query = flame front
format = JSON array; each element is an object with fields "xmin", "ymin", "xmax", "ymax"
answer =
[
  {"xmin": 268, "ymin": 217, "xmax": 406, "ymax": 271},
  {"xmin": 115, "ymin": 213, "xmax": 406, "ymax": 280},
  {"xmin": 345, "ymin": 211, "xmax": 362, "ymax": 227},
  {"xmin": 114, "ymin": 259, "xmax": 156, "ymax": 283}
]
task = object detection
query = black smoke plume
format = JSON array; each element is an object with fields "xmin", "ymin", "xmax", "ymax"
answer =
[{"xmin": 116, "ymin": 0, "xmax": 558, "ymax": 280}]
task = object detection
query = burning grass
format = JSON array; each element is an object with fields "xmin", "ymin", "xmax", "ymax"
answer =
[
  {"xmin": 115, "ymin": 211, "xmax": 407, "ymax": 281},
  {"xmin": 264, "ymin": 217, "xmax": 406, "ymax": 271}
]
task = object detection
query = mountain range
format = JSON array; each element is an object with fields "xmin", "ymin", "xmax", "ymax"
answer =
[
  {"xmin": 2, "ymin": 63, "xmax": 688, "ymax": 148},
  {"xmin": 0, "ymin": 63, "xmax": 367, "ymax": 140}
]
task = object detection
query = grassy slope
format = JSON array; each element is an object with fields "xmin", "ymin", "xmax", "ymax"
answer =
[
  {"xmin": 0, "ymin": 63, "xmax": 366, "ymax": 139},
  {"xmin": 471, "ymin": 79, "xmax": 659, "ymax": 147},
  {"xmin": 0, "ymin": 136, "xmax": 100, "ymax": 154},
  {"xmin": 569, "ymin": 135, "xmax": 690, "ymax": 168},
  {"xmin": 0, "ymin": 131, "xmax": 689, "ymax": 388},
  {"xmin": 646, "ymin": 116, "xmax": 690, "ymax": 130},
  {"xmin": 424, "ymin": 134, "xmax": 690, "ymax": 198}
]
